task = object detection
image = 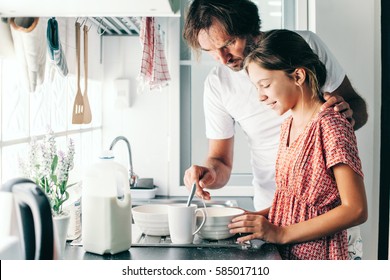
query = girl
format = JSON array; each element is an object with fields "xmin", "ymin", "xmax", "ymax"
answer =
[{"xmin": 228, "ymin": 29, "xmax": 367, "ymax": 260}]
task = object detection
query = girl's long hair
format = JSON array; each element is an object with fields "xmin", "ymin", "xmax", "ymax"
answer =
[{"xmin": 244, "ymin": 29, "xmax": 327, "ymax": 102}]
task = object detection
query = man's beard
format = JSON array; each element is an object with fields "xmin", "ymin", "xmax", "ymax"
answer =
[{"xmin": 228, "ymin": 36, "xmax": 257, "ymax": 72}]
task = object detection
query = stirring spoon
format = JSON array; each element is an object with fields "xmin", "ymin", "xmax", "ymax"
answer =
[{"xmin": 186, "ymin": 182, "xmax": 196, "ymax": 207}]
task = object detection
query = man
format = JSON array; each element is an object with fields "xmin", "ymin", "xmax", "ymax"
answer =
[{"xmin": 182, "ymin": 0, "xmax": 367, "ymax": 259}]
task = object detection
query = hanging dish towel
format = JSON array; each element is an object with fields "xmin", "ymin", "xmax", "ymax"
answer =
[
  {"xmin": 137, "ymin": 17, "xmax": 171, "ymax": 93},
  {"xmin": 46, "ymin": 17, "xmax": 68, "ymax": 77},
  {"xmin": 0, "ymin": 18, "xmax": 15, "ymax": 58},
  {"xmin": 10, "ymin": 17, "xmax": 46, "ymax": 93}
]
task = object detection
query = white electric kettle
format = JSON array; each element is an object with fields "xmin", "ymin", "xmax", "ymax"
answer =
[{"xmin": 0, "ymin": 178, "xmax": 56, "ymax": 260}]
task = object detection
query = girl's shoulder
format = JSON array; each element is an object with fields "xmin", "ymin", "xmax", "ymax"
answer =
[
  {"xmin": 314, "ymin": 107, "xmax": 356, "ymax": 143},
  {"xmin": 317, "ymin": 107, "xmax": 351, "ymax": 129},
  {"xmin": 315, "ymin": 107, "xmax": 357, "ymax": 148},
  {"xmin": 316, "ymin": 107, "xmax": 363, "ymax": 178}
]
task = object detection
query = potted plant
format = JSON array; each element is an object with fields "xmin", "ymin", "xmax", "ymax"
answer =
[
  {"xmin": 19, "ymin": 129, "xmax": 75, "ymax": 216},
  {"xmin": 19, "ymin": 129, "xmax": 75, "ymax": 257}
]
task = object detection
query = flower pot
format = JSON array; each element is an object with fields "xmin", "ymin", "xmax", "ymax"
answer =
[
  {"xmin": 53, "ymin": 213, "xmax": 70, "ymax": 259},
  {"xmin": 64, "ymin": 198, "xmax": 81, "ymax": 241}
]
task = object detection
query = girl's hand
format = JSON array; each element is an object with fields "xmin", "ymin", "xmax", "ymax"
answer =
[{"xmin": 228, "ymin": 213, "xmax": 283, "ymax": 243}]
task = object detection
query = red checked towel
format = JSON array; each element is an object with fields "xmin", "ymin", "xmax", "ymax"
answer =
[{"xmin": 138, "ymin": 17, "xmax": 171, "ymax": 93}]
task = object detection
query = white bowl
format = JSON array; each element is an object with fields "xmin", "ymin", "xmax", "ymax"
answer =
[
  {"xmin": 132, "ymin": 204, "xmax": 169, "ymax": 236},
  {"xmin": 197, "ymin": 207, "xmax": 244, "ymax": 240}
]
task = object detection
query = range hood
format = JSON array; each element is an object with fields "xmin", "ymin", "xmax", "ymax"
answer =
[{"xmin": 0, "ymin": 0, "xmax": 180, "ymax": 17}]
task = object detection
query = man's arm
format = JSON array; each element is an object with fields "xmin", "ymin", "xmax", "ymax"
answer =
[
  {"xmin": 323, "ymin": 76, "xmax": 368, "ymax": 130},
  {"xmin": 204, "ymin": 138, "xmax": 234, "ymax": 187},
  {"xmin": 183, "ymin": 137, "xmax": 234, "ymax": 199}
]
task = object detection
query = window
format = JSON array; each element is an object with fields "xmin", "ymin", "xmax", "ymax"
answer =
[{"xmin": 0, "ymin": 18, "xmax": 103, "ymax": 184}]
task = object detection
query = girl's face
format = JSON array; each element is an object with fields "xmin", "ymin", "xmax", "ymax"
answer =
[{"xmin": 247, "ymin": 62, "xmax": 301, "ymax": 115}]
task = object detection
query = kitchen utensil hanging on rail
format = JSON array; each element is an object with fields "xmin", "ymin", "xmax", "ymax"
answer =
[
  {"xmin": 71, "ymin": 21, "xmax": 84, "ymax": 124},
  {"xmin": 82, "ymin": 24, "xmax": 92, "ymax": 124}
]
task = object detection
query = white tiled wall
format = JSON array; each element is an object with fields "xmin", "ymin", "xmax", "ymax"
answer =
[{"xmin": 101, "ymin": 32, "xmax": 172, "ymax": 196}]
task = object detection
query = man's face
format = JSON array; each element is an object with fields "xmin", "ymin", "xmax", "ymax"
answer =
[{"xmin": 197, "ymin": 20, "xmax": 256, "ymax": 71}]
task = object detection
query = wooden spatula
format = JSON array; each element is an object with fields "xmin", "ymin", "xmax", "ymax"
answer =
[
  {"xmin": 72, "ymin": 22, "xmax": 84, "ymax": 124},
  {"xmin": 82, "ymin": 24, "xmax": 92, "ymax": 124}
]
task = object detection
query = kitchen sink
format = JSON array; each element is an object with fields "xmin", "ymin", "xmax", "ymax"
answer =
[{"xmin": 131, "ymin": 197, "xmax": 238, "ymax": 208}]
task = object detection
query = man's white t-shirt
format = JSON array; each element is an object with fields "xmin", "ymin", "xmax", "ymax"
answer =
[{"xmin": 203, "ymin": 30, "xmax": 346, "ymax": 210}]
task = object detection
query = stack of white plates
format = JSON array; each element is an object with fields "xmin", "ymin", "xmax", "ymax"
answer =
[{"xmin": 197, "ymin": 207, "xmax": 244, "ymax": 240}]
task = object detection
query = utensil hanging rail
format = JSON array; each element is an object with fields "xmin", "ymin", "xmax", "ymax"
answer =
[{"xmin": 85, "ymin": 17, "xmax": 141, "ymax": 36}]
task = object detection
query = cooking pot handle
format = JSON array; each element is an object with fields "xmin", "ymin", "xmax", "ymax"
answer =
[{"xmin": 1, "ymin": 178, "xmax": 54, "ymax": 260}]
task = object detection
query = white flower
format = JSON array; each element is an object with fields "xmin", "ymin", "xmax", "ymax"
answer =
[{"xmin": 19, "ymin": 129, "xmax": 75, "ymax": 216}]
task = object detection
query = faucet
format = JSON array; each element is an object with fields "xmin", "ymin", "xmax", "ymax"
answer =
[{"xmin": 109, "ymin": 136, "xmax": 138, "ymax": 188}]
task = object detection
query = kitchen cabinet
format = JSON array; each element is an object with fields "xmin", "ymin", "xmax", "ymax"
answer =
[{"xmin": 0, "ymin": 0, "xmax": 180, "ymax": 17}]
